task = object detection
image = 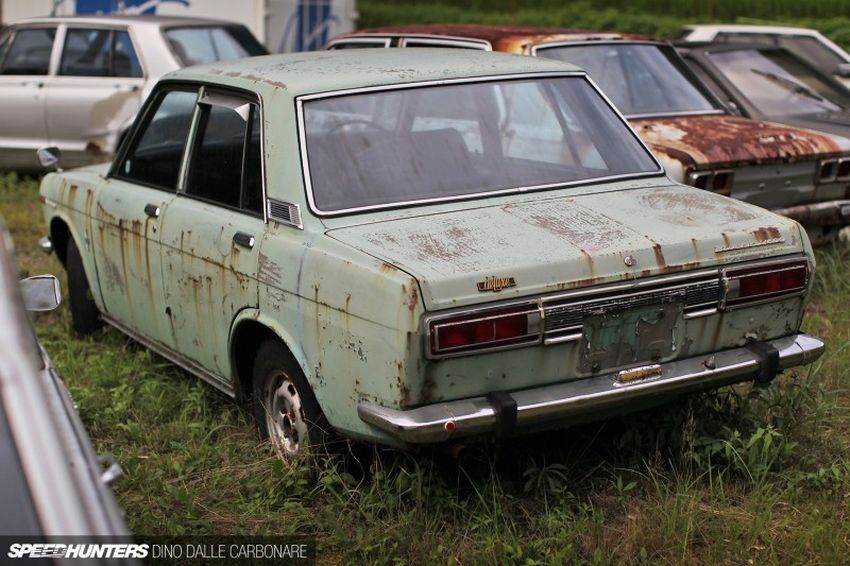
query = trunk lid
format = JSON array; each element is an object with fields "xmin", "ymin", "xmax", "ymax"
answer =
[
  {"xmin": 631, "ymin": 114, "xmax": 850, "ymax": 169},
  {"xmin": 327, "ymin": 183, "xmax": 805, "ymax": 310}
]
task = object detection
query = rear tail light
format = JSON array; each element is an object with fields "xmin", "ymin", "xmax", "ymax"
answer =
[
  {"xmin": 837, "ymin": 157, "xmax": 850, "ymax": 181},
  {"xmin": 722, "ymin": 260, "xmax": 809, "ymax": 308},
  {"xmin": 687, "ymin": 169, "xmax": 734, "ymax": 196},
  {"xmin": 428, "ymin": 306, "xmax": 542, "ymax": 357},
  {"xmin": 818, "ymin": 158, "xmax": 838, "ymax": 183}
]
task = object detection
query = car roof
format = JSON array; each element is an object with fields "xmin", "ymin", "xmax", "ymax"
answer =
[
  {"xmin": 7, "ymin": 14, "xmax": 237, "ymax": 28},
  {"xmin": 167, "ymin": 47, "xmax": 584, "ymax": 97},
  {"xmin": 681, "ymin": 24, "xmax": 825, "ymax": 40},
  {"xmin": 335, "ymin": 24, "xmax": 656, "ymax": 52}
]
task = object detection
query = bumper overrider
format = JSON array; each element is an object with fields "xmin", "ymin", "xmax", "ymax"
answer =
[
  {"xmin": 772, "ymin": 200, "xmax": 850, "ymax": 227},
  {"xmin": 358, "ymin": 333, "xmax": 824, "ymax": 444}
]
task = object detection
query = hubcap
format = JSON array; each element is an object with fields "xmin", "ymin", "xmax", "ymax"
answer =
[{"xmin": 263, "ymin": 370, "xmax": 309, "ymax": 457}]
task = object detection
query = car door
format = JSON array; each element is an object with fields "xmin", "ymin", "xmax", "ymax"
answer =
[
  {"xmin": 0, "ymin": 25, "xmax": 56, "ymax": 168},
  {"xmin": 93, "ymin": 87, "xmax": 199, "ymax": 347},
  {"xmin": 44, "ymin": 26, "xmax": 144, "ymax": 167},
  {"xmin": 158, "ymin": 88, "xmax": 264, "ymax": 382}
]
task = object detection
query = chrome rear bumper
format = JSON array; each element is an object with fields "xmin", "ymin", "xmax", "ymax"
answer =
[
  {"xmin": 772, "ymin": 200, "xmax": 850, "ymax": 227},
  {"xmin": 358, "ymin": 333, "xmax": 824, "ymax": 444}
]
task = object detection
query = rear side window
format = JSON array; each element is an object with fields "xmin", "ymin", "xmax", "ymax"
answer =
[
  {"xmin": 185, "ymin": 91, "xmax": 263, "ymax": 215},
  {"xmin": 60, "ymin": 29, "xmax": 142, "ymax": 77},
  {"xmin": 164, "ymin": 26, "xmax": 267, "ymax": 66},
  {"xmin": 0, "ymin": 28, "xmax": 55, "ymax": 75},
  {"xmin": 117, "ymin": 90, "xmax": 198, "ymax": 190}
]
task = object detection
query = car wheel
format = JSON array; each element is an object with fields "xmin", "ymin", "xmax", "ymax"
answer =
[
  {"xmin": 252, "ymin": 339, "xmax": 336, "ymax": 460},
  {"xmin": 66, "ymin": 238, "xmax": 101, "ymax": 336}
]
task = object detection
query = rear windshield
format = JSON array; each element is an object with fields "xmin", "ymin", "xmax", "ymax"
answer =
[
  {"xmin": 302, "ymin": 76, "xmax": 660, "ymax": 214},
  {"xmin": 164, "ymin": 26, "xmax": 267, "ymax": 66},
  {"xmin": 535, "ymin": 43, "xmax": 717, "ymax": 117}
]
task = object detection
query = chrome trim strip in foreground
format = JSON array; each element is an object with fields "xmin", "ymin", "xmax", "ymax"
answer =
[{"xmin": 358, "ymin": 333, "xmax": 824, "ymax": 443}]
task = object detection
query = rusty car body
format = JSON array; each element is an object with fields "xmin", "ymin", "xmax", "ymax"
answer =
[
  {"xmin": 39, "ymin": 48, "xmax": 824, "ymax": 457},
  {"xmin": 329, "ymin": 24, "xmax": 850, "ymax": 244},
  {"xmin": 0, "ymin": 14, "xmax": 266, "ymax": 170}
]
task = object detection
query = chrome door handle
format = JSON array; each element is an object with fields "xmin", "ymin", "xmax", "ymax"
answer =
[
  {"xmin": 233, "ymin": 232, "xmax": 255, "ymax": 249},
  {"xmin": 143, "ymin": 203, "xmax": 160, "ymax": 218}
]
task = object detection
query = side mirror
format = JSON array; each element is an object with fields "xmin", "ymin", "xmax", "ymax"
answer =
[
  {"xmin": 36, "ymin": 146, "xmax": 62, "ymax": 171},
  {"xmin": 835, "ymin": 63, "xmax": 850, "ymax": 78},
  {"xmin": 19, "ymin": 275, "xmax": 62, "ymax": 311}
]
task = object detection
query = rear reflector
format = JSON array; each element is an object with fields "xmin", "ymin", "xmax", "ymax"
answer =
[
  {"xmin": 723, "ymin": 261, "xmax": 809, "ymax": 307},
  {"xmin": 429, "ymin": 307, "xmax": 541, "ymax": 356}
]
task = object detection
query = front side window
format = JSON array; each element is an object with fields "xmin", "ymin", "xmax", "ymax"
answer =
[
  {"xmin": 707, "ymin": 49, "xmax": 844, "ymax": 116},
  {"xmin": 0, "ymin": 28, "xmax": 55, "ymax": 75},
  {"xmin": 302, "ymin": 76, "xmax": 660, "ymax": 213},
  {"xmin": 117, "ymin": 89, "xmax": 198, "ymax": 190},
  {"xmin": 164, "ymin": 26, "xmax": 267, "ymax": 66},
  {"xmin": 60, "ymin": 29, "xmax": 143, "ymax": 77},
  {"xmin": 185, "ymin": 93, "xmax": 263, "ymax": 214},
  {"xmin": 535, "ymin": 43, "xmax": 717, "ymax": 117}
]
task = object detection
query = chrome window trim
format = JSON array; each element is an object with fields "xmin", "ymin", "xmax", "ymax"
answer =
[
  {"xmin": 296, "ymin": 71, "xmax": 665, "ymax": 217},
  {"xmin": 179, "ymin": 85, "xmax": 269, "ymax": 223},
  {"xmin": 400, "ymin": 36, "xmax": 491, "ymax": 51},
  {"xmin": 326, "ymin": 36, "xmax": 392, "ymax": 49}
]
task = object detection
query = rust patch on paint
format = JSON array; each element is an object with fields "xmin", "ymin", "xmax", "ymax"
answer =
[{"xmin": 752, "ymin": 226, "xmax": 782, "ymax": 242}]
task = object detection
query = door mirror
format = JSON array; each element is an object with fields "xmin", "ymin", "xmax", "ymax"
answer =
[
  {"xmin": 19, "ymin": 275, "xmax": 62, "ymax": 311},
  {"xmin": 36, "ymin": 146, "xmax": 62, "ymax": 171},
  {"xmin": 835, "ymin": 63, "xmax": 850, "ymax": 78}
]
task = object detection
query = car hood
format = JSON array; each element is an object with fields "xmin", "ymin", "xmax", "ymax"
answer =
[
  {"xmin": 327, "ymin": 184, "xmax": 806, "ymax": 311},
  {"xmin": 630, "ymin": 114, "xmax": 850, "ymax": 172}
]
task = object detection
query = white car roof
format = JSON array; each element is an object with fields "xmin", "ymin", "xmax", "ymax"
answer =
[
  {"xmin": 681, "ymin": 25, "xmax": 826, "ymax": 42},
  {"xmin": 7, "ymin": 14, "xmax": 236, "ymax": 29}
]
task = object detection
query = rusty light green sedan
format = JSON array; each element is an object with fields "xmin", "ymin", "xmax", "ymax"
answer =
[{"xmin": 39, "ymin": 48, "xmax": 824, "ymax": 459}]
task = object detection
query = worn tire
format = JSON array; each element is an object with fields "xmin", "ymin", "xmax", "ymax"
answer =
[
  {"xmin": 66, "ymin": 238, "xmax": 101, "ymax": 336},
  {"xmin": 252, "ymin": 340, "xmax": 341, "ymax": 460}
]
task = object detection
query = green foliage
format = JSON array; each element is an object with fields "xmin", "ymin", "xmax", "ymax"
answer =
[{"xmin": 359, "ymin": 0, "xmax": 850, "ymax": 50}]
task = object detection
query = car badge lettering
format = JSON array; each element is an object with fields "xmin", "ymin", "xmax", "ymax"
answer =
[{"xmin": 477, "ymin": 276, "xmax": 516, "ymax": 293}]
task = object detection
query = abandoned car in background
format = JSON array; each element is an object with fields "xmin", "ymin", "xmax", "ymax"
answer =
[
  {"xmin": 329, "ymin": 25, "xmax": 850, "ymax": 244},
  {"xmin": 676, "ymin": 24, "xmax": 850, "ymax": 91},
  {"xmin": 39, "ymin": 49, "xmax": 824, "ymax": 459},
  {"xmin": 0, "ymin": 14, "xmax": 267, "ymax": 170}
]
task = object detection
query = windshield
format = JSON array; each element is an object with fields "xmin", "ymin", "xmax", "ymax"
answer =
[
  {"xmin": 534, "ymin": 44, "xmax": 717, "ymax": 117},
  {"xmin": 302, "ymin": 76, "xmax": 660, "ymax": 214},
  {"xmin": 164, "ymin": 26, "xmax": 267, "ymax": 66},
  {"xmin": 707, "ymin": 48, "xmax": 844, "ymax": 115}
]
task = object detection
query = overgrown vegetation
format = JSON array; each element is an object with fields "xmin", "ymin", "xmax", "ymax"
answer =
[
  {"xmin": 3, "ymin": 168, "xmax": 849, "ymax": 562},
  {"xmin": 359, "ymin": 0, "xmax": 850, "ymax": 50}
]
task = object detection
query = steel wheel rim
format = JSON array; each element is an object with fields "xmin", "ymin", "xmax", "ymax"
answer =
[{"xmin": 264, "ymin": 370, "xmax": 309, "ymax": 457}]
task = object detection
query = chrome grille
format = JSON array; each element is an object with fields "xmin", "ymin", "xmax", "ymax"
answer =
[{"xmin": 542, "ymin": 273, "xmax": 720, "ymax": 343}]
